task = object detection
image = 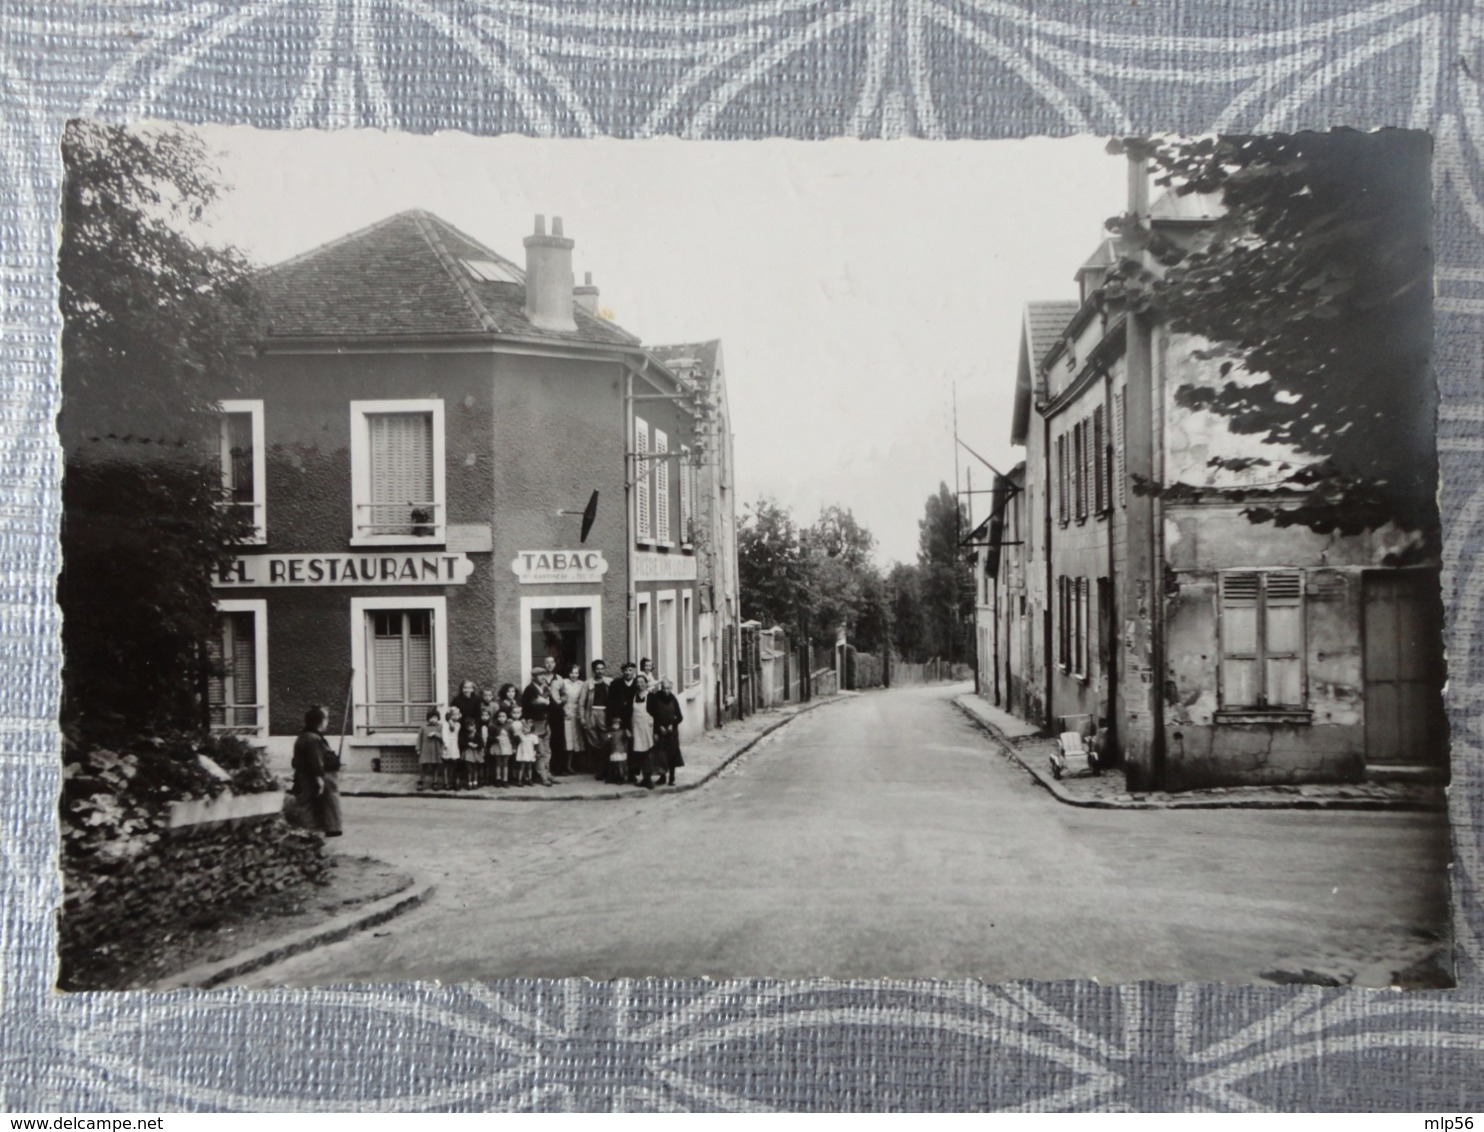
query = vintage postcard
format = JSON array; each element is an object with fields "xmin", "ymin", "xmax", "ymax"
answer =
[{"xmin": 55, "ymin": 124, "xmax": 1450, "ymax": 990}]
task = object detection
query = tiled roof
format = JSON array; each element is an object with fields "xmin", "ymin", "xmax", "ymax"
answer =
[
  {"xmin": 1025, "ymin": 300, "xmax": 1080, "ymax": 371},
  {"xmin": 647, "ymin": 339, "xmax": 721, "ymax": 385},
  {"xmin": 256, "ymin": 209, "xmax": 640, "ymax": 347},
  {"xmin": 1077, "ymin": 238, "xmax": 1117, "ymax": 274}
]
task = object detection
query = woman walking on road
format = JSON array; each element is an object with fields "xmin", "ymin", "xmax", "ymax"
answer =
[{"xmin": 290, "ymin": 704, "xmax": 343, "ymax": 836}]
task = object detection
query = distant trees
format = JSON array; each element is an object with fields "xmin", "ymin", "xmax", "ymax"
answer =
[
  {"xmin": 736, "ymin": 484, "xmax": 974, "ymax": 665},
  {"xmin": 59, "ymin": 121, "xmax": 259, "ymax": 741}
]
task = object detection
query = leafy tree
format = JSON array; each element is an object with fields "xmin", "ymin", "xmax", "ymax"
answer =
[
  {"xmin": 887, "ymin": 561, "xmax": 927, "ymax": 661},
  {"xmin": 737, "ymin": 496, "xmax": 807, "ymax": 632},
  {"xmin": 59, "ymin": 121, "xmax": 258, "ymax": 741},
  {"xmin": 916, "ymin": 483, "xmax": 975, "ymax": 663},
  {"xmin": 1107, "ymin": 130, "xmax": 1434, "ymax": 542}
]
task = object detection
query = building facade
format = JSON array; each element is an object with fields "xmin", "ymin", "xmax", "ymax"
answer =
[
  {"xmin": 208, "ymin": 209, "xmax": 722, "ymax": 767},
  {"xmin": 979, "ymin": 168, "xmax": 1446, "ymax": 791}
]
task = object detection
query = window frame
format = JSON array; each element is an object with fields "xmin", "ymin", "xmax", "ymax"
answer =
[
  {"xmin": 655, "ymin": 427, "xmax": 672, "ymax": 547},
  {"xmin": 209, "ymin": 597, "xmax": 269, "ymax": 741},
  {"xmin": 679, "ymin": 445, "xmax": 694, "ymax": 549},
  {"xmin": 1216, "ymin": 569, "xmax": 1310, "ymax": 718},
  {"xmin": 349, "ymin": 399, "xmax": 446, "ymax": 548},
  {"xmin": 219, "ymin": 400, "xmax": 266, "ymax": 545},
  {"xmin": 520, "ymin": 595, "xmax": 603, "ymax": 686},
  {"xmin": 656, "ymin": 587, "xmax": 677, "ymax": 685},
  {"xmin": 636, "ymin": 591, "xmax": 653, "ymax": 665},
  {"xmin": 681, "ymin": 589, "xmax": 696, "ymax": 688},
  {"xmin": 350, "ymin": 595, "xmax": 448, "ymax": 739}
]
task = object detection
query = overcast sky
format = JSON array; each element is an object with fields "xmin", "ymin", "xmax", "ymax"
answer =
[{"xmin": 187, "ymin": 126, "xmax": 1128, "ymax": 564}]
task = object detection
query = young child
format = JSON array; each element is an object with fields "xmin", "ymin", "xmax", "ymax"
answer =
[
  {"xmin": 488, "ymin": 707, "xmax": 513, "ymax": 786},
  {"xmin": 441, "ymin": 706, "xmax": 463, "ymax": 790},
  {"xmin": 515, "ymin": 714, "xmax": 541, "ymax": 786},
  {"xmin": 416, "ymin": 707, "xmax": 444, "ymax": 791},
  {"xmin": 459, "ymin": 706, "xmax": 485, "ymax": 789}
]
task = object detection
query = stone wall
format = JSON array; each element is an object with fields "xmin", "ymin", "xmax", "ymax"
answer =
[{"xmin": 60, "ymin": 812, "xmax": 327, "ymax": 985}]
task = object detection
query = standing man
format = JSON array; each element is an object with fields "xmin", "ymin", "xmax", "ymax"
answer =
[
  {"xmin": 607, "ymin": 661, "xmax": 641, "ymax": 784},
  {"xmin": 583, "ymin": 659, "xmax": 611, "ymax": 779},
  {"xmin": 520, "ymin": 668, "xmax": 555, "ymax": 786}
]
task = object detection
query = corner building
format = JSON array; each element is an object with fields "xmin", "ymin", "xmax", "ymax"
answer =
[{"xmin": 209, "ymin": 210, "xmax": 714, "ymax": 768}]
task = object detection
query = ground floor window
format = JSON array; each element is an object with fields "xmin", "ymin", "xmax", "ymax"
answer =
[
  {"xmin": 657, "ymin": 590, "xmax": 677, "ymax": 684},
  {"xmin": 682, "ymin": 591, "xmax": 695, "ymax": 687},
  {"xmin": 636, "ymin": 593, "xmax": 653, "ymax": 667},
  {"xmin": 208, "ymin": 598, "xmax": 268, "ymax": 739},
  {"xmin": 1219, "ymin": 569, "xmax": 1304, "ymax": 710},
  {"xmin": 352, "ymin": 596, "xmax": 447, "ymax": 733}
]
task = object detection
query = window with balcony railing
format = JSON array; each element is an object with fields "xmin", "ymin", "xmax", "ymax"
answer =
[
  {"xmin": 219, "ymin": 400, "xmax": 265, "ymax": 543},
  {"xmin": 351, "ymin": 399, "xmax": 446, "ymax": 545}
]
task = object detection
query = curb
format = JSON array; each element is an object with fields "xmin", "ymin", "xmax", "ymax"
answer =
[
  {"xmin": 340, "ymin": 694, "xmax": 850, "ymax": 804},
  {"xmin": 154, "ymin": 878, "xmax": 435, "ymax": 990},
  {"xmin": 950, "ymin": 698, "xmax": 1445, "ymax": 813}
]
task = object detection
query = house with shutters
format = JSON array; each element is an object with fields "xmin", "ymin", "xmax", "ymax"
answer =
[
  {"xmin": 978, "ymin": 167, "xmax": 1446, "ymax": 792},
  {"xmin": 207, "ymin": 209, "xmax": 719, "ymax": 768}
]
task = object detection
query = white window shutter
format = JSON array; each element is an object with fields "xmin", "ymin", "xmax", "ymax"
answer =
[
  {"xmin": 656, "ymin": 429, "xmax": 670, "ymax": 542},
  {"xmin": 635, "ymin": 419, "xmax": 651, "ymax": 541},
  {"xmin": 368, "ymin": 412, "xmax": 434, "ymax": 535}
]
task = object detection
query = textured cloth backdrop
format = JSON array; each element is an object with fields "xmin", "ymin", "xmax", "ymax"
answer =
[{"xmin": 2, "ymin": 0, "xmax": 1483, "ymax": 1112}]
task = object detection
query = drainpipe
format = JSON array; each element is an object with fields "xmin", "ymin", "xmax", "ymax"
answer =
[
  {"xmin": 625, "ymin": 364, "xmax": 637, "ymax": 662},
  {"xmin": 1043, "ymin": 413, "xmax": 1055, "ymax": 731},
  {"xmin": 1103, "ymin": 366, "xmax": 1118, "ymax": 761}
]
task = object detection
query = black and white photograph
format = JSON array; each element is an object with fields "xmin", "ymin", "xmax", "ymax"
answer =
[{"xmin": 55, "ymin": 122, "xmax": 1451, "ymax": 991}]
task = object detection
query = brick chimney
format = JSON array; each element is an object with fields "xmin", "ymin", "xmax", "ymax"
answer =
[
  {"xmin": 574, "ymin": 271, "xmax": 600, "ymax": 317},
  {"xmin": 523, "ymin": 214, "xmax": 576, "ymax": 331}
]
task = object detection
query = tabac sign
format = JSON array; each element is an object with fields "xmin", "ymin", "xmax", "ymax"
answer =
[
  {"xmin": 512, "ymin": 549, "xmax": 609, "ymax": 585},
  {"xmin": 213, "ymin": 552, "xmax": 475, "ymax": 587}
]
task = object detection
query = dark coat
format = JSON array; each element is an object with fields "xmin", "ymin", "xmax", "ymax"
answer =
[
  {"xmin": 291, "ymin": 729, "xmax": 342, "ymax": 835},
  {"xmin": 647, "ymin": 690, "xmax": 684, "ymax": 729},
  {"xmin": 607, "ymin": 676, "xmax": 640, "ymax": 729}
]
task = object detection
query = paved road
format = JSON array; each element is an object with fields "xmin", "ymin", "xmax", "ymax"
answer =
[{"xmin": 240, "ymin": 684, "xmax": 1453, "ymax": 986}]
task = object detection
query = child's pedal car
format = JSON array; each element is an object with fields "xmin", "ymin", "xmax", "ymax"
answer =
[{"xmin": 1049, "ymin": 714, "xmax": 1101, "ymax": 780}]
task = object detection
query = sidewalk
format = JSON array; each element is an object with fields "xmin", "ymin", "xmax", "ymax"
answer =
[
  {"xmin": 335, "ymin": 693, "xmax": 850, "ymax": 802},
  {"xmin": 953, "ymin": 693, "xmax": 1446, "ymax": 812}
]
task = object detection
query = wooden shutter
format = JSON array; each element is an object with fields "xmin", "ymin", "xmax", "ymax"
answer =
[
  {"xmin": 1093, "ymin": 405, "xmax": 1106, "ymax": 514},
  {"xmin": 1114, "ymin": 387, "xmax": 1126, "ymax": 507},
  {"xmin": 635, "ymin": 418, "xmax": 651, "ymax": 541},
  {"xmin": 1057, "ymin": 435, "xmax": 1068, "ymax": 524},
  {"xmin": 1263, "ymin": 571, "xmax": 1304, "ymax": 706},
  {"xmin": 223, "ymin": 413, "xmax": 255, "ymax": 503},
  {"xmin": 1078, "ymin": 577, "xmax": 1089, "ymax": 675},
  {"xmin": 679, "ymin": 446, "xmax": 692, "ymax": 543},
  {"xmin": 1220, "ymin": 572, "xmax": 1260, "ymax": 707},
  {"xmin": 368, "ymin": 412, "xmax": 433, "ymax": 535},
  {"xmin": 655, "ymin": 429, "xmax": 671, "ymax": 542}
]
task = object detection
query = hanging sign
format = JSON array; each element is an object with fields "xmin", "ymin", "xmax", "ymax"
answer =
[
  {"xmin": 213, "ymin": 552, "xmax": 475, "ymax": 587},
  {"xmin": 512, "ymin": 549, "xmax": 609, "ymax": 585}
]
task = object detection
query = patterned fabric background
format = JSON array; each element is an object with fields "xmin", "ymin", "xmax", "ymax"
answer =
[{"xmin": 2, "ymin": 0, "xmax": 1484, "ymax": 1112}]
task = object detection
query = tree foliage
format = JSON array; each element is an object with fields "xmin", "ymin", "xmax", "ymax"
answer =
[
  {"xmin": 1107, "ymin": 130, "xmax": 1434, "ymax": 541},
  {"xmin": 59, "ymin": 121, "xmax": 259, "ymax": 741}
]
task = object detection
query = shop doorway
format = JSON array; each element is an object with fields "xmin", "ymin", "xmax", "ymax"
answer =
[{"xmin": 529, "ymin": 606, "xmax": 591, "ymax": 678}]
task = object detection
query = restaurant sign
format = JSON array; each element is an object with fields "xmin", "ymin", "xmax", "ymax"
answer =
[
  {"xmin": 213, "ymin": 552, "xmax": 475, "ymax": 587},
  {"xmin": 512, "ymin": 549, "xmax": 609, "ymax": 585}
]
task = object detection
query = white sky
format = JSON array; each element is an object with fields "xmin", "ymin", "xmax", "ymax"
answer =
[{"xmin": 186, "ymin": 126, "xmax": 1128, "ymax": 564}]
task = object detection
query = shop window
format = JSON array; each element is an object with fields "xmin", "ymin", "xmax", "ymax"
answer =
[
  {"xmin": 657, "ymin": 591, "xmax": 676, "ymax": 684},
  {"xmin": 682, "ymin": 591, "xmax": 695, "ymax": 687},
  {"xmin": 208, "ymin": 599, "xmax": 267, "ymax": 739},
  {"xmin": 350, "ymin": 399, "xmax": 445, "ymax": 545},
  {"xmin": 635, "ymin": 416, "xmax": 652, "ymax": 543},
  {"xmin": 218, "ymin": 400, "xmax": 265, "ymax": 543},
  {"xmin": 1220, "ymin": 570, "xmax": 1305, "ymax": 711},
  {"xmin": 353, "ymin": 597, "xmax": 447, "ymax": 733}
]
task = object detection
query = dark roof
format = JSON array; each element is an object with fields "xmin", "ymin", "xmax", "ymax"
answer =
[
  {"xmin": 256, "ymin": 209, "xmax": 639, "ymax": 347},
  {"xmin": 647, "ymin": 339, "xmax": 721, "ymax": 384},
  {"xmin": 1026, "ymin": 300, "xmax": 1081, "ymax": 371},
  {"xmin": 1076, "ymin": 238, "xmax": 1117, "ymax": 275}
]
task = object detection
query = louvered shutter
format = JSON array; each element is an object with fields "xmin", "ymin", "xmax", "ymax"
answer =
[
  {"xmin": 1078, "ymin": 577, "xmax": 1089, "ymax": 675},
  {"xmin": 371, "ymin": 612, "xmax": 406, "ymax": 726},
  {"xmin": 223, "ymin": 413, "xmax": 254, "ymax": 503},
  {"xmin": 1220, "ymin": 572, "xmax": 1260, "ymax": 707},
  {"xmin": 1115, "ymin": 388, "xmax": 1126, "ymax": 507},
  {"xmin": 206, "ymin": 626, "xmax": 226, "ymax": 727},
  {"xmin": 1263, "ymin": 571, "xmax": 1304, "ymax": 706},
  {"xmin": 406, "ymin": 609, "xmax": 434, "ymax": 710},
  {"xmin": 635, "ymin": 418, "xmax": 651, "ymax": 541},
  {"xmin": 229, "ymin": 612, "xmax": 257, "ymax": 725},
  {"xmin": 679, "ymin": 447, "xmax": 692, "ymax": 543},
  {"xmin": 1093, "ymin": 406, "xmax": 1106, "ymax": 514},
  {"xmin": 368, "ymin": 413, "xmax": 433, "ymax": 536},
  {"xmin": 655, "ymin": 429, "xmax": 671, "ymax": 543},
  {"xmin": 1057, "ymin": 435, "xmax": 1068, "ymax": 524}
]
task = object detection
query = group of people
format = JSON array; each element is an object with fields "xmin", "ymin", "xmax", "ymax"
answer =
[{"xmin": 415, "ymin": 656, "xmax": 686, "ymax": 791}]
